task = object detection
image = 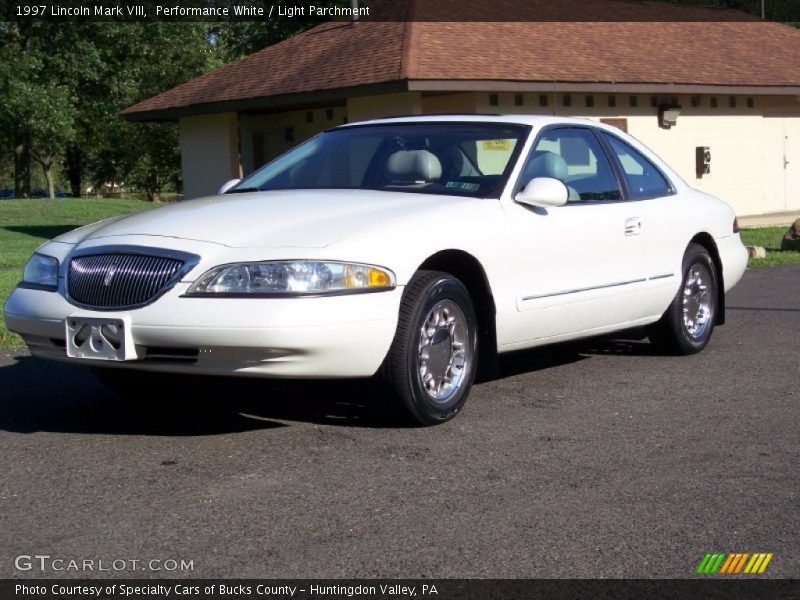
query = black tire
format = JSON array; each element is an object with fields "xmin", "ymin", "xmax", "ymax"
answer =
[
  {"xmin": 647, "ymin": 243, "xmax": 719, "ymax": 355},
  {"xmin": 379, "ymin": 270, "xmax": 478, "ymax": 426}
]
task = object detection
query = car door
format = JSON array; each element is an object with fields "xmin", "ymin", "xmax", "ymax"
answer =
[
  {"xmin": 598, "ymin": 131, "xmax": 683, "ymax": 320},
  {"xmin": 501, "ymin": 126, "xmax": 647, "ymax": 346}
]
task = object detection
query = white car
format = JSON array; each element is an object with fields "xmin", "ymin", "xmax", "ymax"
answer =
[{"xmin": 4, "ymin": 115, "xmax": 748, "ymax": 425}]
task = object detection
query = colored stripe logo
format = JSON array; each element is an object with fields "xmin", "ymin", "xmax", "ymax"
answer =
[{"xmin": 696, "ymin": 552, "xmax": 773, "ymax": 574}]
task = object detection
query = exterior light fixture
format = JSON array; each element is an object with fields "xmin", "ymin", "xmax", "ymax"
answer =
[{"xmin": 659, "ymin": 104, "xmax": 682, "ymax": 129}]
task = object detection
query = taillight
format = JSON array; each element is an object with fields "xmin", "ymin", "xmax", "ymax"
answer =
[{"xmin": 733, "ymin": 218, "xmax": 740, "ymax": 234}]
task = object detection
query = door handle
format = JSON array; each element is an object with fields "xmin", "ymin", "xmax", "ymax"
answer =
[{"xmin": 625, "ymin": 217, "xmax": 642, "ymax": 236}]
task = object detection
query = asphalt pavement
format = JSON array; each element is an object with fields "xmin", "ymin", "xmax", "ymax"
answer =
[{"xmin": 1, "ymin": 265, "xmax": 798, "ymax": 579}]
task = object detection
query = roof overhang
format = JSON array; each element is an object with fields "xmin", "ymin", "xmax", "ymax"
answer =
[
  {"xmin": 408, "ymin": 79, "xmax": 800, "ymax": 96},
  {"xmin": 122, "ymin": 81, "xmax": 409, "ymax": 122},
  {"xmin": 123, "ymin": 79, "xmax": 800, "ymax": 122}
]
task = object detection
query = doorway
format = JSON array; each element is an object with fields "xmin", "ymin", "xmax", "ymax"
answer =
[{"xmin": 764, "ymin": 117, "xmax": 800, "ymax": 213}]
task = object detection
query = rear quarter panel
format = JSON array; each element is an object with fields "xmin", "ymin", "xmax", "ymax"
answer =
[{"xmin": 640, "ymin": 188, "xmax": 740, "ymax": 319}]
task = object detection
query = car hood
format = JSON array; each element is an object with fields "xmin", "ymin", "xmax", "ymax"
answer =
[{"xmin": 68, "ymin": 190, "xmax": 469, "ymax": 249}]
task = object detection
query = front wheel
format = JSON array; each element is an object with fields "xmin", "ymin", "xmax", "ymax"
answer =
[
  {"xmin": 648, "ymin": 243, "xmax": 719, "ymax": 355},
  {"xmin": 379, "ymin": 270, "xmax": 478, "ymax": 425}
]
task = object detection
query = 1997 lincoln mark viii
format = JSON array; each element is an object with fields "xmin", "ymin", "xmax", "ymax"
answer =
[{"xmin": 3, "ymin": 116, "xmax": 748, "ymax": 425}]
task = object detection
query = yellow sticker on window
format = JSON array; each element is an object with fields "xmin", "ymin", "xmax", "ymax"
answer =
[{"xmin": 482, "ymin": 139, "xmax": 510, "ymax": 151}]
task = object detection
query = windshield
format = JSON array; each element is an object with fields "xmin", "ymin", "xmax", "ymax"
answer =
[{"xmin": 230, "ymin": 122, "xmax": 529, "ymax": 198}]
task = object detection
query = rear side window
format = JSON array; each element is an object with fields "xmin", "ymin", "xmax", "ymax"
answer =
[{"xmin": 602, "ymin": 133, "xmax": 672, "ymax": 199}]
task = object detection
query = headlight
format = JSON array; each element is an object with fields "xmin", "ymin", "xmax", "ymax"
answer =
[
  {"xmin": 22, "ymin": 253, "xmax": 59, "ymax": 290},
  {"xmin": 186, "ymin": 261, "xmax": 396, "ymax": 296}
]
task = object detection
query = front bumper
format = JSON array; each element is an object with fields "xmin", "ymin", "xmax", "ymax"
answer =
[{"xmin": 3, "ymin": 283, "xmax": 402, "ymax": 378}]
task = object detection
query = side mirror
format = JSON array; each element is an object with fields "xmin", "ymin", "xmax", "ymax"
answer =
[
  {"xmin": 217, "ymin": 178, "xmax": 242, "ymax": 195},
  {"xmin": 514, "ymin": 177, "xmax": 568, "ymax": 208}
]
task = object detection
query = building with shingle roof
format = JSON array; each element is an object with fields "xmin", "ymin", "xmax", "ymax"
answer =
[{"xmin": 124, "ymin": 0, "xmax": 800, "ymax": 216}]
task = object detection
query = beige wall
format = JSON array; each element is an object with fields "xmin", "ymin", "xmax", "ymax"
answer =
[
  {"xmin": 236, "ymin": 92, "xmax": 423, "ymax": 178},
  {"xmin": 239, "ymin": 106, "xmax": 347, "ymax": 176},
  {"xmin": 179, "ymin": 112, "xmax": 241, "ymax": 199},
  {"xmin": 179, "ymin": 91, "xmax": 800, "ymax": 215},
  {"xmin": 347, "ymin": 92, "xmax": 422, "ymax": 121}
]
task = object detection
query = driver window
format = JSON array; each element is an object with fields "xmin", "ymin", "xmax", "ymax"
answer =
[{"xmin": 521, "ymin": 128, "xmax": 621, "ymax": 202}]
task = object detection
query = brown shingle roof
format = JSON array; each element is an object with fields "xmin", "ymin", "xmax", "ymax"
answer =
[
  {"xmin": 408, "ymin": 21, "xmax": 800, "ymax": 86},
  {"xmin": 123, "ymin": 0, "xmax": 800, "ymax": 120}
]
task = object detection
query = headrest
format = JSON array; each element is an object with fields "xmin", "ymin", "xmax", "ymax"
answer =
[
  {"xmin": 524, "ymin": 151, "xmax": 569, "ymax": 182},
  {"xmin": 386, "ymin": 150, "xmax": 442, "ymax": 182}
]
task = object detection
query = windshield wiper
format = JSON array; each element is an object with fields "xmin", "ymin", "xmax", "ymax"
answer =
[{"xmin": 226, "ymin": 187, "xmax": 259, "ymax": 194}]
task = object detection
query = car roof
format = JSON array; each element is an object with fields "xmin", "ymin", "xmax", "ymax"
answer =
[
  {"xmin": 333, "ymin": 113, "xmax": 686, "ymax": 190},
  {"xmin": 336, "ymin": 114, "xmax": 596, "ymax": 128}
]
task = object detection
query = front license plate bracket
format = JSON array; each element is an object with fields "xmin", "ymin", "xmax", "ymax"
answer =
[{"xmin": 65, "ymin": 315, "xmax": 138, "ymax": 361}]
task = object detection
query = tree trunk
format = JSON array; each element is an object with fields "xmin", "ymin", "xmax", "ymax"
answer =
[
  {"xmin": 145, "ymin": 185, "xmax": 161, "ymax": 202},
  {"xmin": 13, "ymin": 134, "xmax": 31, "ymax": 199},
  {"xmin": 65, "ymin": 144, "xmax": 82, "ymax": 198},
  {"xmin": 30, "ymin": 150, "xmax": 55, "ymax": 198},
  {"xmin": 147, "ymin": 171, "xmax": 161, "ymax": 202},
  {"xmin": 43, "ymin": 162, "xmax": 55, "ymax": 199}
]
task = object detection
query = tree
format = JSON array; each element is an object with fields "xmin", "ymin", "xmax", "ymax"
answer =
[
  {"xmin": 209, "ymin": 17, "xmax": 323, "ymax": 63},
  {"xmin": 0, "ymin": 22, "xmax": 92, "ymax": 197},
  {"xmin": 666, "ymin": 0, "xmax": 800, "ymax": 22},
  {"xmin": 68, "ymin": 23, "xmax": 212, "ymax": 201},
  {"xmin": 0, "ymin": 14, "xmax": 336, "ymax": 201}
]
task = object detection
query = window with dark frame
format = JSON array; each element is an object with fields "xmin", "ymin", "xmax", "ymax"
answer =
[
  {"xmin": 602, "ymin": 133, "xmax": 672, "ymax": 200},
  {"xmin": 514, "ymin": 93, "xmax": 523, "ymax": 107},
  {"xmin": 747, "ymin": 97, "xmax": 755, "ymax": 108},
  {"xmin": 585, "ymin": 95, "xmax": 595, "ymax": 108},
  {"xmin": 489, "ymin": 93, "xmax": 499, "ymax": 106},
  {"xmin": 710, "ymin": 97, "xmax": 718, "ymax": 108},
  {"xmin": 608, "ymin": 95, "xmax": 616, "ymax": 107},
  {"xmin": 563, "ymin": 94, "xmax": 572, "ymax": 107},
  {"xmin": 629, "ymin": 95, "xmax": 638, "ymax": 107},
  {"xmin": 522, "ymin": 127, "xmax": 621, "ymax": 202},
  {"xmin": 539, "ymin": 94, "xmax": 549, "ymax": 107},
  {"xmin": 729, "ymin": 96, "xmax": 737, "ymax": 108}
]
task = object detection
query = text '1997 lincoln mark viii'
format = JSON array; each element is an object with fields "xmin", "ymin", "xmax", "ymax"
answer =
[{"xmin": 4, "ymin": 116, "xmax": 748, "ymax": 425}]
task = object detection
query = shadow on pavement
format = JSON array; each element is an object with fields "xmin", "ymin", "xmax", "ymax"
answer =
[
  {"xmin": 0, "ymin": 355, "xmax": 388, "ymax": 434},
  {"xmin": 499, "ymin": 327, "xmax": 659, "ymax": 370},
  {"xmin": 578, "ymin": 328, "xmax": 661, "ymax": 357},
  {"xmin": 0, "ymin": 329, "xmax": 656, "ymax": 436}
]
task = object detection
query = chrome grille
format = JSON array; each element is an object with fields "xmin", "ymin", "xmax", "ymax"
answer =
[{"xmin": 68, "ymin": 253, "xmax": 184, "ymax": 309}]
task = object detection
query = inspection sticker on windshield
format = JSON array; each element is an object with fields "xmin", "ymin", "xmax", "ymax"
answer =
[
  {"xmin": 482, "ymin": 139, "xmax": 511, "ymax": 151},
  {"xmin": 446, "ymin": 181, "xmax": 481, "ymax": 192}
]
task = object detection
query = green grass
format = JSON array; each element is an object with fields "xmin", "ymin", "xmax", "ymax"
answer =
[
  {"xmin": 739, "ymin": 226, "xmax": 800, "ymax": 267},
  {"xmin": 0, "ymin": 270, "xmax": 25, "ymax": 347},
  {"xmin": 0, "ymin": 198, "xmax": 153, "ymax": 348},
  {"xmin": 0, "ymin": 198, "xmax": 153, "ymax": 268}
]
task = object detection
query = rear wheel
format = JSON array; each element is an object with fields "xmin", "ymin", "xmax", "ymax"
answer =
[
  {"xmin": 379, "ymin": 270, "xmax": 478, "ymax": 425},
  {"xmin": 648, "ymin": 243, "xmax": 718, "ymax": 355}
]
